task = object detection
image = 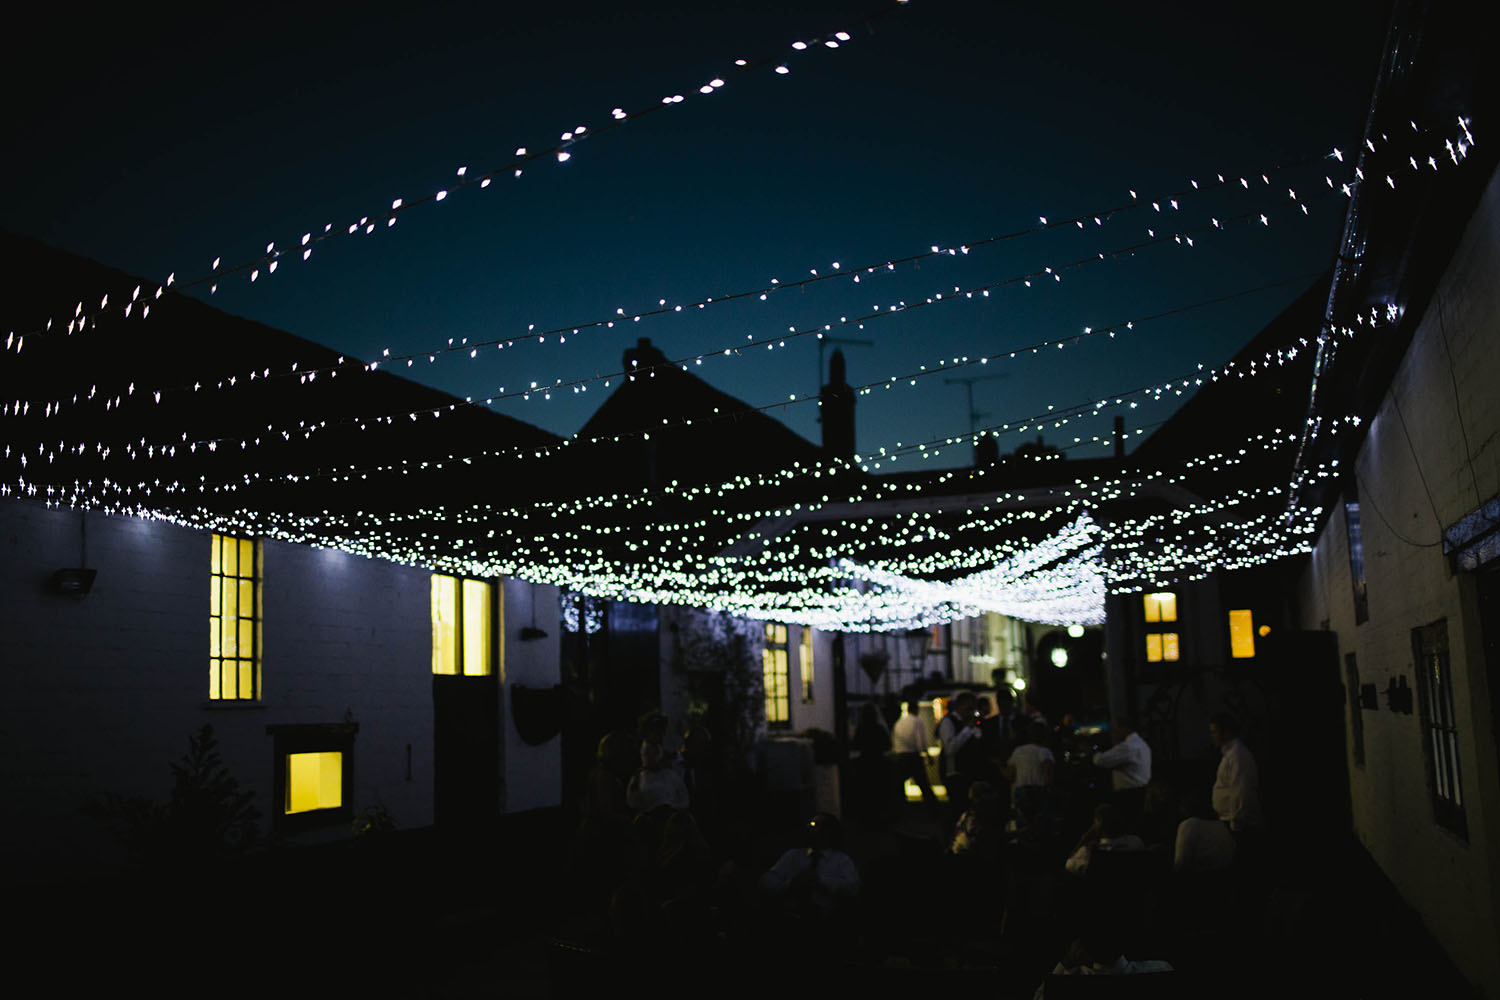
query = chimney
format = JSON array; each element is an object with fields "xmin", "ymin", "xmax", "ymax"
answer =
[{"xmin": 819, "ymin": 349, "xmax": 856, "ymax": 458}]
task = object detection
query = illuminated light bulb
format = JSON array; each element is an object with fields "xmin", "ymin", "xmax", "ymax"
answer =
[
  {"xmin": 557, "ymin": 151, "xmax": 571, "ymax": 162},
  {"xmin": 436, "ymin": 190, "xmax": 448, "ymax": 201},
  {"xmin": 775, "ymin": 65, "xmax": 789, "ymax": 74}
]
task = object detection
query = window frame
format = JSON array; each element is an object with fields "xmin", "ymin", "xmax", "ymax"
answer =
[
  {"xmin": 1142, "ymin": 591, "xmax": 1180, "ymax": 663},
  {"xmin": 800, "ymin": 626, "xmax": 815, "ymax": 703},
  {"xmin": 1411, "ymin": 620, "xmax": 1466, "ymax": 839},
  {"xmin": 267, "ymin": 723, "xmax": 357, "ymax": 834},
  {"xmin": 209, "ymin": 533, "xmax": 262, "ymax": 702},
  {"xmin": 431, "ymin": 574, "xmax": 498, "ymax": 677},
  {"xmin": 763, "ymin": 623, "xmax": 791, "ymax": 728}
]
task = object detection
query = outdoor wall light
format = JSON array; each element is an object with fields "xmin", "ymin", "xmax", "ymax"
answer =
[
  {"xmin": 1050, "ymin": 646, "xmax": 1069, "ymax": 668},
  {"xmin": 1066, "ymin": 624, "xmax": 1085, "ymax": 638},
  {"xmin": 52, "ymin": 568, "xmax": 97, "ymax": 598}
]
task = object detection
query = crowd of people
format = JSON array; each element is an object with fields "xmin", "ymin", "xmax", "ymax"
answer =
[{"xmin": 561, "ymin": 697, "xmax": 1269, "ymax": 992}]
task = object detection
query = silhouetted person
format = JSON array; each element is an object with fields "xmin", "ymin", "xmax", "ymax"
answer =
[
  {"xmin": 1093, "ymin": 716, "xmax": 1151, "ymax": 828},
  {"xmin": 1006, "ymin": 722, "xmax": 1055, "ymax": 835},
  {"xmin": 938, "ymin": 691, "xmax": 981, "ymax": 827},
  {"xmin": 759, "ymin": 813, "xmax": 861, "ymax": 909},
  {"xmin": 892, "ymin": 699, "xmax": 938, "ymax": 814},
  {"xmin": 1209, "ymin": 713, "xmax": 1262, "ymax": 834}
]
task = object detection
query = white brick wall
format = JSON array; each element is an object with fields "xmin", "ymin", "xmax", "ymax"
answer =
[
  {"xmin": 1298, "ymin": 164, "xmax": 1500, "ymax": 995},
  {"xmin": 1, "ymin": 501, "xmax": 566, "ymax": 880}
]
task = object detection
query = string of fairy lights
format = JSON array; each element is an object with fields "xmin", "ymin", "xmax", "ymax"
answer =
[
  {"xmin": 3, "ymin": 26, "xmax": 1476, "ymax": 631},
  {"xmin": 2, "ymin": 139, "xmax": 1343, "ymax": 420},
  {"xmin": 2, "ymin": 1, "xmax": 917, "ymax": 359},
  {"xmin": 0, "ymin": 256, "xmax": 1327, "ymax": 479},
  {"xmin": 5, "ymin": 402, "xmax": 1358, "ymax": 630},
  {"xmin": 1284, "ymin": 115, "xmax": 1478, "ymax": 516},
  {"xmin": 3, "ymin": 305, "xmax": 1360, "ymax": 510}
]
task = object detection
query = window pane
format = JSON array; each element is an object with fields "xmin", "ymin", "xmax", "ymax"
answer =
[
  {"xmin": 209, "ymin": 660, "xmax": 220, "ymax": 700},
  {"xmin": 1228, "ymin": 610, "xmax": 1255, "ymax": 658},
  {"xmin": 431, "ymin": 575, "xmax": 458, "ymax": 675},
  {"xmin": 1145, "ymin": 634, "xmax": 1163, "ymax": 662},
  {"xmin": 223, "ymin": 616, "xmax": 238, "ymax": 658},
  {"xmin": 239, "ymin": 539, "xmax": 255, "ymax": 577},
  {"xmin": 223, "ymin": 538, "xmax": 237, "ymax": 577},
  {"xmin": 239, "ymin": 661, "xmax": 255, "ymax": 701},
  {"xmin": 222, "ymin": 584, "xmax": 238, "ymax": 622},
  {"xmin": 1144, "ymin": 592, "xmax": 1177, "ymax": 623},
  {"xmin": 286, "ymin": 752, "xmax": 343, "ymax": 814},
  {"xmin": 210, "ymin": 578, "xmax": 220, "ymax": 617},
  {"xmin": 462, "ymin": 580, "xmax": 492, "ymax": 676},
  {"xmin": 1163, "ymin": 633, "xmax": 1180, "ymax": 661},
  {"xmin": 211, "ymin": 534, "xmax": 222, "ymax": 575},
  {"xmin": 801, "ymin": 628, "xmax": 814, "ymax": 701}
]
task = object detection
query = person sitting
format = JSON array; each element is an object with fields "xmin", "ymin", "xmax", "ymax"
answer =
[
  {"xmin": 1065, "ymin": 803, "xmax": 1146, "ymax": 875},
  {"xmin": 759, "ymin": 813, "xmax": 861, "ymax": 913},
  {"xmin": 1174, "ymin": 794, "xmax": 1236, "ymax": 875},
  {"xmin": 950, "ymin": 780, "xmax": 1004, "ymax": 857},
  {"xmin": 627, "ymin": 734, "xmax": 690, "ymax": 816},
  {"xmin": 1034, "ymin": 920, "xmax": 1174, "ymax": 998},
  {"xmin": 1005, "ymin": 722, "xmax": 1055, "ymax": 834}
]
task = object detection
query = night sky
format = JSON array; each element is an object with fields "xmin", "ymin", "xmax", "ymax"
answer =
[{"xmin": 3, "ymin": 1, "xmax": 1385, "ymax": 470}]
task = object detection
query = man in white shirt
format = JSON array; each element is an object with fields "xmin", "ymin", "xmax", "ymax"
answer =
[
  {"xmin": 1092, "ymin": 717, "xmax": 1151, "ymax": 792},
  {"xmin": 1210, "ymin": 713, "xmax": 1263, "ymax": 832},
  {"xmin": 892, "ymin": 700, "xmax": 937, "ymax": 811}
]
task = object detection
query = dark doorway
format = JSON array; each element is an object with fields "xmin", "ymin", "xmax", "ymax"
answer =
[
  {"xmin": 433, "ymin": 673, "xmax": 501, "ymax": 826},
  {"xmin": 1257, "ymin": 629, "xmax": 1350, "ymax": 849}
]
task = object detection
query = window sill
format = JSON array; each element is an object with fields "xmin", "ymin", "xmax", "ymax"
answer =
[{"xmin": 201, "ymin": 700, "xmax": 266, "ymax": 711}]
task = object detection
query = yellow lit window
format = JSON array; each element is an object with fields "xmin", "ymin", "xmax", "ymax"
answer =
[
  {"xmin": 285, "ymin": 751, "xmax": 342, "ymax": 814},
  {"xmin": 209, "ymin": 533, "xmax": 260, "ymax": 700},
  {"xmin": 800, "ymin": 627, "xmax": 815, "ymax": 702},
  {"xmin": 431, "ymin": 575, "xmax": 495, "ymax": 676},
  {"xmin": 1229, "ymin": 610, "xmax": 1256, "ymax": 659},
  {"xmin": 1145, "ymin": 632, "xmax": 1180, "ymax": 663},
  {"xmin": 764, "ymin": 623, "xmax": 790, "ymax": 725},
  {"xmin": 1143, "ymin": 592, "xmax": 1177, "ymax": 623}
]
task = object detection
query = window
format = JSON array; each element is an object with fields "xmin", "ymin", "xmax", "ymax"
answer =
[
  {"xmin": 268, "ymin": 723, "xmax": 357, "ymax": 832},
  {"xmin": 1228, "ymin": 609, "xmax": 1255, "ymax": 658},
  {"xmin": 800, "ymin": 627, "xmax": 815, "ymax": 702},
  {"xmin": 763, "ymin": 623, "xmax": 790, "ymax": 726},
  {"xmin": 431, "ymin": 575, "xmax": 495, "ymax": 676},
  {"xmin": 286, "ymin": 752, "xmax": 342, "ymax": 814},
  {"xmin": 209, "ymin": 533, "xmax": 260, "ymax": 701},
  {"xmin": 1143, "ymin": 591, "xmax": 1179, "ymax": 662},
  {"xmin": 1412, "ymin": 620, "xmax": 1466, "ymax": 838},
  {"xmin": 1345, "ymin": 653, "xmax": 1365, "ymax": 767},
  {"xmin": 1344, "ymin": 486, "xmax": 1369, "ymax": 624}
]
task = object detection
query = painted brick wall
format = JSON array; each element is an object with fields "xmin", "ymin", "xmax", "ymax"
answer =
[
  {"xmin": 0, "ymin": 503, "xmax": 439, "ymax": 879},
  {"xmin": 1298, "ymin": 164, "xmax": 1500, "ymax": 995}
]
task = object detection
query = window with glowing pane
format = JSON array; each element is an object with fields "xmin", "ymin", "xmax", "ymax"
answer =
[
  {"xmin": 1228, "ymin": 610, "xmax": 1256, "ymax": 658},
  {"xmin": 209, "ymin": 533, "xmax": 260, "ymax": 700},
  {"xmin": 800, "ymin": 627, "xmax": 815, "ymax": 702},
  {"xmin": 286, "ymin": 752, "xmax": 342, "ymax": 814},
  {"xmin": 763, "ymin": 623, "xmax": 790, "ymax": 726},
  {"xmin": 431, "ymin": 574, "xmax": 494, "ymax": 676},
  {"xmin": 1143, "ymin": 591, "xmax": 1179, "ymax": 663},
  {"xmin": 1143, "ymin": 592, "xmax": 1177, "ymax": 623}
]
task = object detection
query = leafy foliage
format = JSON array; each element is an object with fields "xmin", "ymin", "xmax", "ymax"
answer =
[{"xmin": 85, "ymin": 724, "xmax": 260, "ymax": 866}]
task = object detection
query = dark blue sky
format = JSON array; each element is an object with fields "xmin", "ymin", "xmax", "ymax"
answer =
[{"xmin": 4, "ymin": 1, "xmax": 1384, "ymax": 468}]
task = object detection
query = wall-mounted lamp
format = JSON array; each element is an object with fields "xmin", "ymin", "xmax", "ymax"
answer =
[{"xmin": 52, "ymin": 568, "xmax": 97, "ymax": 598}]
